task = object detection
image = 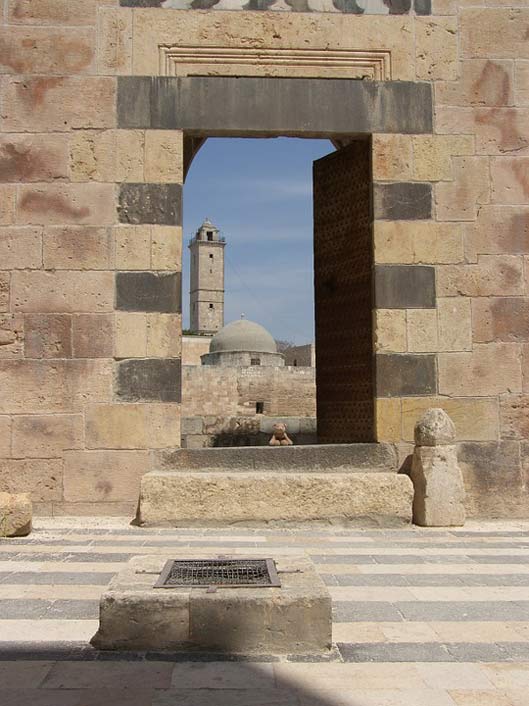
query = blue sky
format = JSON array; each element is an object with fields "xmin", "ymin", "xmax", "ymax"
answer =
[{"xmin": 183, "ymin": 137, "xmax": 334, "ymax": 344}]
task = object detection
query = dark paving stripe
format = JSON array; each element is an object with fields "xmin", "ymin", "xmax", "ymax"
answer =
[
  {"xmin": 312, "ymin": 555, "xmax": 474, "ymax": 564},
  {"xmin": 62, "ymin": 553, "xmax": 133, "ymax": 563},
  {"xmin": 0, "ymin": 572, "xmax": 115, "ymax": 585},
  {"xmin": 333, "ymin": 602, "xmax": 404, "ymax": 622},
  {"xmin": 0, "ymin": 600, "xmax": 99, "ymax": 620},
  {"xmin": 0, "ymin": 539, "xmax": 93, "ymax": 546},
  {"xmin": 338, "ymin": 641, "xmax": 529, "ymax": 662},
  {"xmin": 324, "ymin": 573, "xmax": 529, "ymax": 587},
  {"xmin": 451, "ymin": 531, "xmax": 529, "ymax": 537},
  {"xmin": 333, "ymin": 600, "xmax": 529, "ymax": 622},
  {"xmin": 471, "ymin": 556, "xmax": 529, "ymax": 564}
]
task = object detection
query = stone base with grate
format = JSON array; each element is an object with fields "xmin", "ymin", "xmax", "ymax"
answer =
[{"xmin": 91, "ymin": 554, "xmax": 331, "ymax": 654}]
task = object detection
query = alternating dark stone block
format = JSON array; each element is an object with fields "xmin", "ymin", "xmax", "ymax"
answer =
[
  {"xmin": 118, "ymin": 184, "xmax": 182, "ymax": 226},
  {"xmin": 116, "ymin": 272, "xmax": 181, "ymax": 313},
  {"xmin": 376, "ymin": 354, "xmax": 436, "ymax": 397},
  {"xmin": 117, "ymin": 76, "xmax": 152, "ymax": 129},
  {"xmin": 117, "ymin": 77, "xmax": 433, "ymax": 135},
  {"xmin": 375, "ymin": 265, "xmax": 436, "ymax": 309},
  {"xmin": 116, "ymin": 359, "xmax": 181, "ymax": 402},
  {"xmin": 374, "ymin": 183, "xmax": 432, "ymax": 220},
  {"xmin": 414, "ymin": 0, "xmax": 432, "ymax": 14}
]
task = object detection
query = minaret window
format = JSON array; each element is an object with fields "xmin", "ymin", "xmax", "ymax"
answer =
[{"xmin": 207, "ymin": 232, "xmax": 213, "ymax": 241}]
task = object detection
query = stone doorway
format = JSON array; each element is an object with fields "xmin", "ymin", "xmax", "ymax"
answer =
[{"xmin": 181, "ymin": 135, "xmax": 374, "ymax": 445}]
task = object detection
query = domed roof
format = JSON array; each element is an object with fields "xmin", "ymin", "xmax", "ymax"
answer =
[{"xmin": 210, "ymin": 319, "xmax": 277, "ymax": 354}]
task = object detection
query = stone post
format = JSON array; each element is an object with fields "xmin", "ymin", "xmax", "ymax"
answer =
[
  {"xmin": 0, "ymin": 492, "xmax": 32, "ymax": 537},
  {"xmin": 410, "ymin": 408, "xmax": 466, "ymax": 527}
]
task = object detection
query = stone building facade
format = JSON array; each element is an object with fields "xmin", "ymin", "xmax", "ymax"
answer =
[{"xmin": 0, "ymin": 1, "xmax": 528, "ymax": 518}]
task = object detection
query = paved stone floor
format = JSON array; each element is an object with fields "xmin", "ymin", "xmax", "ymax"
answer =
[{"xmin": 1, "ymin": 518, "xmax": 529, "ymax": 705}]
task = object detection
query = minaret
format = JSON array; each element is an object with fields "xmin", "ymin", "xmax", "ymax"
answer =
[{"xmin": 189, "ymin": 218, "xmax": 226, "ymax": 334}]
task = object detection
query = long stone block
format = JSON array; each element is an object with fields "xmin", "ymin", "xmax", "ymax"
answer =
[
  {"xmin": 138, "ymin": 471, "xmax": 413, "ymax": 527},
  {"xmin": 153, "ymin": 442, "xmax": 397, "ymax": 473}
]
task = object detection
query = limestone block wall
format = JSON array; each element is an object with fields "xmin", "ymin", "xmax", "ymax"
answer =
[
  {"xmin": 0, "ymin": 1, "xmax": 527, "ymax": 517},
  {"xmin": 182, "ymin": 366, "xmax": 317, "ymax": 418},
  {"xmin": 182, "ymin": 335, "xmax": 212, "ymax": 366}
]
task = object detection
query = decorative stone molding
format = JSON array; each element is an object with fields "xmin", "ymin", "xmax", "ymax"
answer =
[{"xmin": 159, "ymin": 45, "xmax": 393, "ymax": 80}]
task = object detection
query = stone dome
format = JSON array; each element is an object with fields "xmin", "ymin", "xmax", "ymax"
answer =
[{"xmin": 209, "ymin": 319, "xmax": 277, "ymax": 354}]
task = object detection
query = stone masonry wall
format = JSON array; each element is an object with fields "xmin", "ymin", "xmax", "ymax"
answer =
[
  {"xmin": 0, "ymin": 2, "xmax": 528, "ymax": 517},
  {"xmin": 182, "ymin": 366, "xmax": 317, "ymax": 418}
]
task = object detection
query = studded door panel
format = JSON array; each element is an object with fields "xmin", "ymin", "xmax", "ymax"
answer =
[{"xmin": 313, "ymin": 141, "xmax": 375, "ymax": 443}]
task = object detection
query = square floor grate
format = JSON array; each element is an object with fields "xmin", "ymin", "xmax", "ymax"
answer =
[{"xmin": 154, "ymin": 558, "xmax": 281, "ymax": 588}]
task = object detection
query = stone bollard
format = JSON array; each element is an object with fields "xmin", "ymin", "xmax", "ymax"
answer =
[
  {"xmin": 409, "ymin": 409, "xmax": 466, "ymax": 527},
  {"xmin": 0, "ymin": 492, "xmax": 32, "ymax": 537}
]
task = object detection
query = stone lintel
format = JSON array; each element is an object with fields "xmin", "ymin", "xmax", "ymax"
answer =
[{"xmin": 117, "ymin": 77, "xmax": 433, "ymax": 135}]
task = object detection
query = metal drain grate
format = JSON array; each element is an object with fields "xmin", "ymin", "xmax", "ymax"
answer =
[{"xmin": 154, "ymin": 558, "xmax": 281, "ymax": 589}]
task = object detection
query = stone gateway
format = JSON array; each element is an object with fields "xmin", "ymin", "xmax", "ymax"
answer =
[{"xmin": 0, "ymin": 2, "xmax": 527, "ymax": 521}]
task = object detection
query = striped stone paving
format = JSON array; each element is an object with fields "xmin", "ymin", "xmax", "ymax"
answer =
[{"xmin": 0, "ymin": 519, "xmax": 528, "ymax": 705}]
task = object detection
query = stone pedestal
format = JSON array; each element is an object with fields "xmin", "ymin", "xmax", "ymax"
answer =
[
  {"xmin": 410, "ymin": 408, "xmax": 466, "ymax": 527},
  {"xmin": 91, "ymin": 554, "xmax": 332, "ymax": 655},
  {"xmin": 0, "ymin": 492, "xmax": 32, "ymax": 537}
]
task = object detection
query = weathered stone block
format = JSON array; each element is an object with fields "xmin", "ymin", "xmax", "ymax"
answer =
[
  {"xmin": 72, "ymin": 314, "xmax": 113, "ymax": 358},
  {"xmin": 374, "ymin": 221, "xmax": 464, "ymax": 266},
  {"xmin": 0, "ymin": 492, "xmax": 31, "ymax": 537},
  {"xmin": 0, "ymin": 227, "xmax": 42, "ymax": 270},
  {"xmin": 437, "ymin": 256, "xmax": 524, "ymax": 297},
  {"xmin": 12, "ymin": 271, "xmax": 114, "ymax": 313},
  {"xmin": 374, "ymin": 183, "xmax": 432, "ymax": 221},
  {"xmin": 12, "ymin": 414, "xmax": 83, "ymax": 458},
  {"xmin": 144, "ymin": 131, "xmax": 183, "ymax": 183},
  {"xmin": 407, "ymin": 309, "xmax": 438, "ymax": 353},
  {"xmin": 43, "ymin": 227, "xmax": 112, "ymax": 270},
  {"xmin": 461, "ymin": 9, "xmax": 529, "ymax": 59},
  {"xmin": 523, "ymin": 344, "xmax": 529, "ymax": 393},
  {"xmin": 116, "ymin": 272, "xmax": 181, "ymax": 313},
  {"xmin": 0, "ymin": 314, "xmax": 23, "ymax": 360},
  {"xmin": 112, "ymin": 227, "xmax": 149, "ymax": 273},
  {"xmin": 376, "ymin": 354, "xmax": 437, "ymax": 397},
  {"xmin": 375, "ymin": 309, "xmax": 407, "ymax": 353},
  {"xmin": 116, "ymin": 358, "xmax": 181, "ymax": 402},
  {"xmin": 500, "ymin": 396, "xmax": 529, "ymax": 440},
  {"xmin": 459, "ymin": 441, "xmax": 525, "ymax": 518},
  {"xmin": 401, "ymin": 397, "xmax": 499, "ymax": 443},
  {"xmin": 97, "ymin": 7, "xmax": 133, "ymax": 75},
  {"xmin": 115, "ymin": 312, "xmax": 147, "ymax": 358},
  {"xmin": 0, "ymin": 417, "xmax": 11, "ymax": 456},
  {"xmin": 8, "ymin": 0, "xmax": 117, "ymax": 26},
  {"xmin": 0, "ymin": 27, "xmax": 95, "ymax": 75},
  {"xmin": 464, "ymin": 206, "xmax": 529, "ymax": 263},
  {"xmin": 151, "ymin": 226, "xmax": 182, "ymax": 271},
  {"xmin": 436, "ymin": 157, "xmax": 490, "ymax": 221},
  {"xmin": 70, "ymin": 130, "xmax": 144, "ymax": 183},
  {"xmin": 375, "ymin": 265, "xmax": 436, "ymax": 309},
  {"xmin": 147, "ymin": 314, "xmax": 181, "ymax": 358},
  {"xmin": 63, "ymin": 449, "xmax": 149, "ymax": 503},
  {"xmin": 118, "ymin": 184, "xmax": 182, "ymax": 226},
  {"xmin": 472, "ymin": 297, "xmax": 529, "ymax": 343},
  {"xmin": 491, "ymin": 157, "xmax": 529, "ymax": 204},
  {"xmin": 436, "ymin": 59, "xmax": 514, "ymax": 107},
  {"xmin": 24, "ymin": 314, "xmax": 72, "ymax": 359},
  {"xmin": 139, "ymin": 471, "xmax": 413, "ymax": 527},
  {"xmin": 372, "ymin": 135, "xmax": 412, "ymax": 181},
  {"xmin": 17, "ymin": 184, "xmax": 116, "ymax": 226},
  {"xmin": 375, "ymin": 398, "xmax": 402, "ymax": 443},
  {"xmin": 0, "ymin": 186, "xmax": 16, "ymax": 225},
  {"xmin": 437, "ymin": 298, "xmax": 472, "ymax": 352},
  {"xmin": 2, "ymin": 76, "xmax": 116, "ymax": 132},
  {"xmin": 415, "ymin": 17, "xmax": 458, "ymax": 80},
  {"xmin": 412, "ymin": 135, "xmax": 474, "ymax": 181},
  {"xmin": 86, "ymin": 403, "xmax": 180, "ymax": 450},
  {"xmin": 0, "ymin": 359, "xmax": 112, "ymax": 413},
  {"xmin": 516, "ymin": 61, "xmax": 529, "ymax": 106},
  {"xmin": 0, "ymin": 458, "xmax": 63, "ymax": 502},
  {"xmin": 0, "ymin": 274, "xmax": 10, "ymax": 312},
  {"xmin": 0, "ymin": 134, "xmax": 69, "ymax": 182},
  {"xmin": 439, "ymin": 344, "xmax": 522, "ymax": 397}
]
